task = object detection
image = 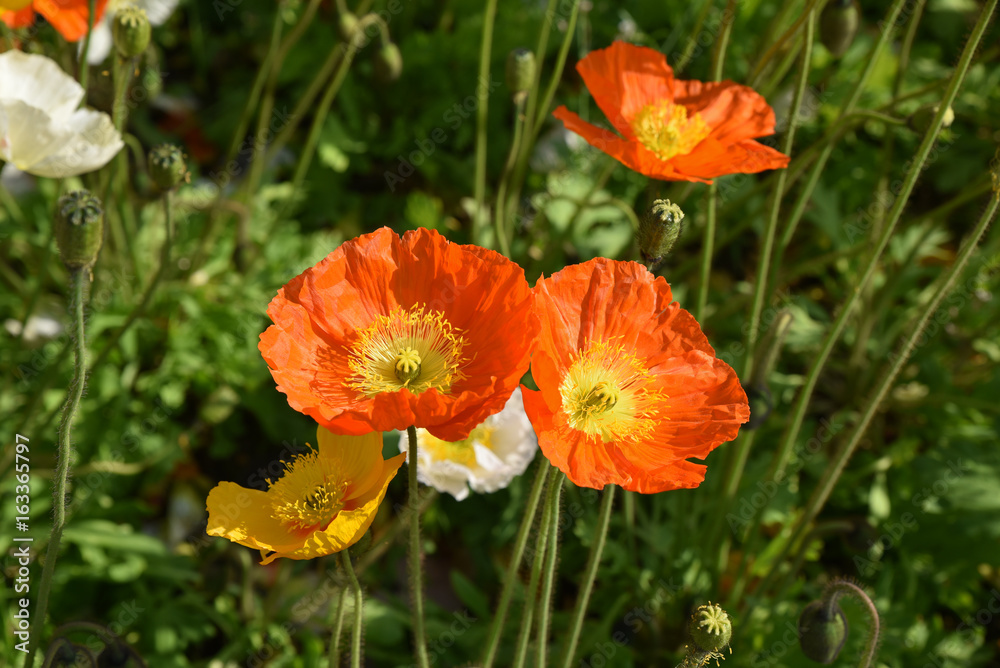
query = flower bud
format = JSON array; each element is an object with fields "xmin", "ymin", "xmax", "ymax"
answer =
[
  {"xmin": 95, "ymin": 640, "xmax": 131, "ymax": 668},
  {"xmin": 506, "ymin": 48, "xmax": 535, "ymax": 102},
  {"xmin": 637, "ymin": 199, "xmax": 684, "ymax": 268},
  {"xmin": 55, "ymin": 190, "xmax": 104, "ymax": 271},
  {"xmin": 908, "ymin": 104, "xmax": 955, "ymax": 134},
  {"xmin": 688, "ymin": 603, "xmax": 733, "ymax": 654},
  {"xmin": 112, "ymin": 5, "xmax": 152, "ymax": 59},
  {"xmin": 798, "ymin": 600, "xmax": 848, "ymax": 664},
  {"xmin": 374, "ymin": 42, "xmax": 403, "ymax": 82},
  {"xmin": 148, "ymin": 144, "xmax": 187, "ymax": 190},
  {"xmin": 338, "ymin": 11, "xmax": 359, "ymax": 42},
  {"xmin": 819, "ymin": 0, "xmax": 860, "ymax": 58}
]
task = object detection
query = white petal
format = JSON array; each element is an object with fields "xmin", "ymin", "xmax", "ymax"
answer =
[
  {"xmin": 141, "ymin": 0, "xmax": 180, "ymax": 26},
  {"xmin": 85, "ymin": 20, "xmax": 115, "ymax": 65},
  {"xmin": 0, "ymin": 101, "xmax": 77, "ymax": 171},
  {"xmin": 0, "ymin": 51, "xmax": 83, "ymax": 121},
  {"xmin": 27, "ymin": 108, "xmax": 123, "ymax": 178}
]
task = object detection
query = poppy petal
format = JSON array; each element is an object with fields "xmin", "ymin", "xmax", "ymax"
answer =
[
  {"xmin": 206, "ymin": 483, "xmax": 307, "ymax": 554},
  {"xmin": 673, "ymin": 79, "xmax": 779, "ymax": 144},
  {"xmin": 670, "ymin": 138, "xmax": 790, "ymax": 180}
]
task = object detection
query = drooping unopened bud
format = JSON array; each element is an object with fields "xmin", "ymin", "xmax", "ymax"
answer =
[
  {"xmin": 112, "ymin": 5, "xmax": 152, "ymax": 58},
  {"xmin": 338, "ymin": 11, "xmax": 359, "ymax": 42},
  {"xmin": 55, "ymin": 190, "xmax": 104, "ymax": 271},
  {"xmin": 95, "ymin": 640, "xmax": 132, "ymax": 668},
  {"xmin": 819, "ymin": 0, "xmax": 860, "ymax": 58},
  {"xmin": 909, "ymin": 104, "xmax": 955, "ymax": 134},
  {"xmin": 637, "ymin": 199, "xmax": 684, "ymax": 268},
  {"xmin": 148, "ymin": 144, "xmax": 187, "ymax": 190},
  {"xmin": 689, "ymin": 602, "xmax": 733, "ymax": 654},
  {"xmin": 374, "ymin": 42, "xmax": 403, "ymax": 82},
  {"xmin": 506, "ymin": 48, "xmax": 535, "ymax": 103},
  {"xmin": 798, "ymin": 600, "xmax": 848, "ymax": 664}
]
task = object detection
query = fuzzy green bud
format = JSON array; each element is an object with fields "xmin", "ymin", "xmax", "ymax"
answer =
[
  {"xmin": 909, "ymin": 104, "xmax": 955, "ymax": 134},
  {"xmin": 798, "ymin": 600, "xmax": 848, "ymax": 664},
  {"xmin": 374, "ymin": 42, "xmax": 403, "ymax": 82},
  {"xmin": 55, "ymin": 190, "xmax": 104, "ymax": 271},
  {"xmin": 506, "ymin": 48, "xmax": 535, "ymax": 103},
  {"xmin": 148, "ymin": 144, "xmax": 187, "ymax": 190},
  {"xmin": 112, "ymin": 5, "xmax": 152, "ymax": 58},
  {"xmin": 638, "ymin": 199, "xmax": 685, "ymax": 268},
  {"xmin": 819, "ymin": 0, "xmax": 860, "ymax": 58},
  {"xmin": 688, "ymin": 603, "xmax": 733, "ymax": 654},
  {"xmin": 338, "ymin": 11, "xmax": 359, "ymax": 42}
]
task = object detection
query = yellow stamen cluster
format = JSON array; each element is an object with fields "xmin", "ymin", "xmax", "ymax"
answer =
[
  {"xmin": 630, "ymin": 101, "xmax": 710, "ymax": 162},
  {"xmin": 348, "ymin": 305, "xmax": 468, "ymax": 397},
  {"xmin": 269, "ymin": 451, "xmax": 346, "ymax": 531},
  {"xmin": 560, "ymin": 339, "xmax": 667, "ymax": 443},
  {"xmin": 420, "ymin": 423, "xmax": 497, "ymax": 468}
]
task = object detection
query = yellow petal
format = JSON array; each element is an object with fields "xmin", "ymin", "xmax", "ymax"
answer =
[
  {"xmin": 206, "ymin": 482, "xmax": 306, "ymax": 554},
  {"xmin": 261, "ymin": 453, "xmax": 406, "ymax": 564},
  {"xmin": 316, "ymin": 427, "xmax": 384, "ymax": 499}
]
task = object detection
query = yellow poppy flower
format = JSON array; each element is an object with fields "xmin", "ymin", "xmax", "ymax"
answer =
[{"xmin": 206, "ymin": 428, "xmax": 405, "ymax": 564}]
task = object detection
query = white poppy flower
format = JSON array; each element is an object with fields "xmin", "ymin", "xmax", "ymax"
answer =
[
  {"xmin": 85, "ymin": 0, "xmax": 181, "ymax": 64},
  {"xmin": 0, "ymin": 51, "xmax": 123, "ymax": 178},
  {"xmin": 399, "ymin": 387, "xmax": 538, "ymax": 501}
]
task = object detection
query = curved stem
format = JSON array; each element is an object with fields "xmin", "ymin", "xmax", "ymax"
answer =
[
  {"xmin": 512, "ymin": 469, "xmax": 555, "ymax": 668},
  {"xmin": 824, "ymin": 580, "xmax": 880, "ymax": 668},
  {"xmin": 535, "ymin": 468, "xmax": 564, "ymax": 668},
  {"xmin": 407, "ymin": 425, "xmax": 430, "ymax": 668},
  {"xmin": 472, "ymin": 0, "xmax": 499, "ymax": 244},
  {"xmin": 482, "ymin": 460, "xmax": 550, "ymax": 668},
  {"xmin": 532, "ymin": 0, "xmax": 582, "ymax": 133},
  {"xmin": 342, "ymin": 551, "xmax": 364, "ymax": 668},
  {"xmin": 78, "ymin": 0, "xmax": 97, "ymax": 88},
  {"xmin": 558, "ymin": 485, "xmax": 615, "ymax": 668},
  {"xmin": 24, "ymin": 268, "xmax": 89, "ymax": 668}
]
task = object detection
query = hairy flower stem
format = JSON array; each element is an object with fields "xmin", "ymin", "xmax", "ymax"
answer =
[
  {"xmin": 824, "ymin": 580, "xmax": 881, "ymax": 668},
  {"xmin": 707, "ymin": 10, "xmax": 815, "ymax": 577},
  {"xmin": 471, "ymin": 0, "xmax": 499, "ymax": 245},
  {"xmin": 757, "ymin": 187, "xmax": 1000, "ymax": 608},
  {"xmin": 512, "ymin": 470, "xmax": 556, "ymax": 668},
  {"xmin": 559, "ymin": 485, "xmax": 616, "ymax": 668},
  {"xmin": 694, "ymin": 0, "xmax": 736, "ymax": 322},
  {"xmin": 24, "ymin": 269, "xmax": 89, "ymax": 668},
  {"xmin": 495, "ymin": 96, "xmax": 526, "ymax": 257},
  {"xmin": 328, "ymin": 586, "xmax": 348, "ymax": 668},
  {"xmin": 482, "ymin": 461, "xmax": 550, "ymax": 668},
  {"xmin": 407, "ymin": 425, "xmax": 430, "ymax": 668},
  {"xmin": 535, "ymin": 468, "xmax": 565, "ymax": 668},
  {"xmin": 342, "ymin": 551, "xmax": 364, "ymax": 668}
]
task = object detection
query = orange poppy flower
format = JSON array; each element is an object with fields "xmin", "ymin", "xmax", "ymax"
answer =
[
  {"xmin": 1, "ymin": 0, "xmax": 109, "ymax": 42},
  {"xmin": 259, "ymin": 227, "xmax": 538, "ymax": 442},
  {"xmin": 206, "ymin": 428, "xmax": 406, "ymax": 564},
  {"xmin": 521, "ymin": 258, "xmax": 749, "ymax": 493},
  {"xmin": 552, "ymin": 41, "xmax": 789, "ymax": 184}
]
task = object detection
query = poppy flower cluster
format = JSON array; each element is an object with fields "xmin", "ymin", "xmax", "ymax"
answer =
[{"xmin": 206, "ymin": 40, "xmax": 781, "ymax": 563}]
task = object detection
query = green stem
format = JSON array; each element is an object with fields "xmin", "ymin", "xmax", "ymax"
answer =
[
  {"xmin": 824, "ymin": 580, "xmax": 881, "ymax": 668},
  {"xmin": 407, "ymin": 425, "xmax": 430, "ymax": 668},
  {"xmin": 532, "ymin": 0, "xmax": 582, "ymax": 133},
  {"xmin": 482, "ymin": 460, "xmax": 550, "ymax": 668},
  {"xmin": 558, "ymin": 485, "xmax": 615, "ymax": 668},
  {"xmin": 759, "ymin": 188, "xmax": 1000, "ymax": 605},
  {"xmin": 694, "ymin": 0, "xmax": 736, "ymax": 321},
  {"xmin": 495, "ymin": 97, "xmax": 526, "ymax": 257},
  {"xmin": 78, "ymin": 0, "xmax": 97, "ymax": 88},
  {"xmin": 472, "ymin": 0, "xmax": 499, "ymax": 245},
  {"xmin": 512, "ymin": 468, "xmax": 555, "ymax": 668},
  {"xmin": 328, "ymin": 586, "xmax": 348, "ymax": 668},
  {"xmin": 672, "ymin": 0, "xmax": 714, "ymax": 75},
  {"xmin": 24, "ymin": 269, "xmax": 89, "ymax": 668},
  {"xmin": 535, "ymin": 468, "xmax": 564, "ymax": 668},
  {"xmin": 89, "ymin": 189, "xmax": 173, "ymax": 375},
  {"xmin": 342, "ymin": 551, "xmax": 364, "ymax": 668}
]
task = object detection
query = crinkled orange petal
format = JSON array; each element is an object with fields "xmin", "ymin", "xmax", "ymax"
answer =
[
  {"xmin": 206, "ymin": 483, "xmax": 307, "ymax": 554},
  {"xmin": 1, "ymin": 7, "xmax": 34, "ymax": 28},
  {"xmin": 574, "ymin": 39, "xmax": 674, "ymax": 137},
  {"xmin": 525, "ymin": 258, "xmax": 749, "ymax": 493},
  {"xmin": 553, "ymin": 40, "xmax": 788, "ymax": 183},
  {"xmin": 35, "ymin": 0, "xmax": 109, "ymax": 42},
  {"xmin": 261, "ymin": 453, "xmax": 405, "ymax": 564},
  {"xmin": 259, "ymin": 227, "xmax": 538, "ymax": 442}
]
